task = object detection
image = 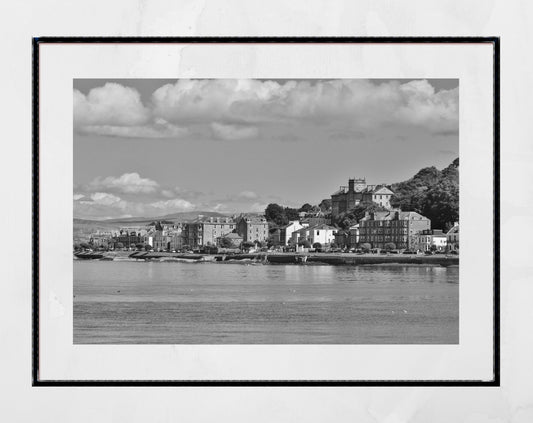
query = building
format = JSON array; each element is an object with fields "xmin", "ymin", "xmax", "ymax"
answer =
[
  {"xmin": 300, "ymin": 215, "xmax": 330, "ymax": 226},
  {"xmin": 291, "ymin": 224, "xmax": 337, "ymax": 248},
  {"xmin": 236, "ymin": 214, "xmax": 269, "ymax": 243},
  {"xmin": 182, "ymin": 216, "xmax": 236, "ymax": 249},
  {"xmin": 446, "ymin": 223, "xmax": 459, "ymax": 252},
  {"xmin": 89, "ymin": 232, "xmax": 113, "ymax": 248},
  {"xmin": 334, "ymin": 224, "xmax": 360, "ymax": 250},
  {"xmin": 112, "ymin": 229, "xmax": 143, "ymax": 249},
  {"xmin": 279, "ymin": 221, "xmax": 307, "ymax": 245},
  {"xmin": 331, "ymin": 177, "xmax": 394, "ymax": 217},
  {"xmin": 358, "ymin": 210, "xmax": 431, "ymax": 250},
  {"xmin": 417, "ymin": 229, "xmax": 447, "ymax": 252},
  {"xmin": 217, "ymin": 232, "xmax": 243, "ymax": 248}
]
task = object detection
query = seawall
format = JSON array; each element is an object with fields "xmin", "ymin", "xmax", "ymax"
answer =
[{"xmin": 75, "ymin": 251, "xmax": 459, "ymax": 267}]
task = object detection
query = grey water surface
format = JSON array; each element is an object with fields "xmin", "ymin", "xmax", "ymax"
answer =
[{"xmin": 74, "ymin": 260, "xmax": 458, "ymax": 344}]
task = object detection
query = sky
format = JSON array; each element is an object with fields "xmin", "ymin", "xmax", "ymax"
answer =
[{"xmin": 73, "ymin": 78, "xmax": 459, "ymax": 220}]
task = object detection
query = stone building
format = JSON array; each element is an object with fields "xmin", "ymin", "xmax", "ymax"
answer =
[
  {"xmin": 89, "ymin": 232, "xmax": 113, "ymax": 248},
  {"xmin": 331, "ymin": 177, "xmax": 394, "ymax": 217},
  {"xmin": 182, "ymin": 216, "xmax": 236, "ymax": 249},
  {"xmin": 236, "ymin": 214, "xmax": 269, "ymax": 243},
  {"xmin": 112, "ymin": 229, "xmax": 143, "ymax": 249},
  {"xmin": 358, "ymin": 210, "xmax": 430, "ymax": 250}
]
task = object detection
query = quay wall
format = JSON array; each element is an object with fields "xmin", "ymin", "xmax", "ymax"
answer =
[{"xmin": 75, "ymin": 251, "xmax": 459, "ymax": 267}]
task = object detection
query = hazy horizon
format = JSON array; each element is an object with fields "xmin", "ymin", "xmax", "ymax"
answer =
[{"xmin": 74, "ymin": 78, "xmax": 459, "ymax": 220}]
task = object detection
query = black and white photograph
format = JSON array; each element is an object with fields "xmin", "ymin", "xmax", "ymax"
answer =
[
  {"xmin": 33, "ymin": 39, "xmax": 497, "ymax": 385},
  {"xmin": 72, "ymin": 78, "xmax": 460, "ymax": 345}
]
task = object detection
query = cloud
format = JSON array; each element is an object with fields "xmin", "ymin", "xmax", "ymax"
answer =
[
  {"xmin": 76, "ymin": 122, "xmax": 187, "ymax": 139},
  {"xmin": 75, "ymin": 79, "xmax": 458, "ymax": 141},
  {"xmin": 88, "ymin": 173, "xmax": 159, "ymax": 194},
  {"xmin": 149, "ymin": 198, "xmax": 194, "ymax": 211},
  {"xmin": 90, "ymin": 192, "xmax": 125, "ymax": 207},
  {"xmin": 237, "ymin": 190, "xmax": 258, "ymax": 200},
  {"xmin": 211, "ymin": 122, "xmax": 258, "ymax": 140},
  {"xmin": 73, "ymin": 193, "xmax": 85, "ymax": 200},
  {"xmin": 74, "ymin": 83, "xmax": 150, "ymax": 127}
]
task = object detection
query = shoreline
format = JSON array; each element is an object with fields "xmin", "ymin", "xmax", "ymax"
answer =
[{"xmin": 74, "ymin": 251, "xmax": 459, "ymax": 267}]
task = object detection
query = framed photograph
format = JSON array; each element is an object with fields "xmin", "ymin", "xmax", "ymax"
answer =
[{"xmin": 33, "ymin": 37, "xmax": 499, "ymax": 386}]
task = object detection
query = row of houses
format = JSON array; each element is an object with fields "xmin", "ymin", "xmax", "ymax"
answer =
[
  {"xmin": 87, "ymin": 214, "xmax": 269, "ymax": 251},
  {"xmin": 276, "ymin": 214, "xmax": 459, "ymax": 252}
]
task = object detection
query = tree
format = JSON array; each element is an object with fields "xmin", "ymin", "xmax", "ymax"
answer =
[
  {"xmin": 299, "ymin": 203, "xmax": 313, "ymax": 213},
  {"xmin": 267, "ymin": 235, "xmax": 280, "ymax": 248},
  {"xmin": 298, "ymin": 240, "xmax": 311, "ymax": 248},
  {"xmin": 135, "ymin": 243, "xmax": 145, "ymax": 250},
  {"xmin": 265, "ymin": 203, "xmax": 287, "ymax": 226},
  {"xmin": 430, "ymin": 244, "xmax": 438, "ymax": 252},
  {"xmin": 389, "ymin": 158, "xmax": 459, "ymax": 230},
  {"xmin": 219, "ymin": 237, "xmax": 235, "ymax": 248},
  {"xmin": 319, "ymin": 199, "xmax": 332, "ymax": 212},
  {"xmin": 80, "ymin": 242, "xmax": 91, "ymax": 250},
  {"xmin": 242, "ymin": 241, "xmax": 255, "ymax": 250},
  {"xmin": 254, "ymin": 240, "xmax": 266, "ymax": 248},
  {"xmin": 361, "ymin": 243, "xmax": 371, "ymax": 252},
  {"xmin": 384, "ymin": 242, "xmax": 396, "ymax": 251},
  {"xmin": 144, "ymin": 244, "xmax": 153, "ymax": 251},
  {"xmin": 312, "ymin": 242, "xmax": 322, "ymax": 250},
  {"xmin": 330, "ymin": 242, "xmax": 338, "ymax": 249},
  {"xmin": 421, "ymin": 180, "xmax": 459, "ymax": 230},
  {"xmin": 284, "ymin": 207, "xmax": 300, "ymax": 221},
  {"xmin": 116, "ymin": 242, "xmax": 124, "ymax": 250},
  {"xmin": 335, "ymin": 203, "xmax": 388, "ymax": 230}
]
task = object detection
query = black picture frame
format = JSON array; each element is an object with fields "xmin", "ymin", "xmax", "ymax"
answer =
[{"xmin": 32, "ymin": 36, "xmax": 500, "ymax": 387}]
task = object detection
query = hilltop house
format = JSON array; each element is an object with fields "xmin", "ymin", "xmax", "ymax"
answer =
[{"xmin": 331, "ymin": 177, "xmax": 394, "ymax": 217}]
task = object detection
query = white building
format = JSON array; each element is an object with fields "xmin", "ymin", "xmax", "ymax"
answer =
[
  {"xmin": 280, "ymin": 221, "xmax": 308, "ymax": 245},
  {"xmin": 446, "ymin": 223, "xmax": 459, "ymax": 252},
  {"xmin": 417, "ymin": 229, "xmax": 447, "ymax": 252},
  {"xmin": 291, "ymin": 224, "xmax": 337, "ymax": 249}
]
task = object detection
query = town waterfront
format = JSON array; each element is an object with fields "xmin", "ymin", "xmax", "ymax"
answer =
[{"xmin": 74, "ymin": 260, "xmax": 458, "ymax": 344}]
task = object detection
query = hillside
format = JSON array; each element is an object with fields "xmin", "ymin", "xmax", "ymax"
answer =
[
  {"xmin": 390, "ymin": 158, "xmax": 459, "ymax": 230},
  {"xmin": 332, "ymin": 158, "xmax": 459, "ymax": 231}
]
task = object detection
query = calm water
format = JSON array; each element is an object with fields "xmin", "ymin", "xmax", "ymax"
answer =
[{"xmin": 74, "ymin": 261, "xmax": 458, "ymax": 344}]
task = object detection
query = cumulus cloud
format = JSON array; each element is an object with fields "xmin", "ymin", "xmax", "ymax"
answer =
[
  {"xmin": 75, "ymin": 79, "xmax": 458, "ymax": 140},
  {"xmin": 90, "ymin": 192, "xmax": 125, "ymax": 207},
  {"xmin": 150, "ymin": 198, "xmax": 194, "ymax": 211},
  {"xmin": 74, "ymin": 83, "xmax": 150, "ymax": 127},
  {"xmin": 74, "ymin": 173, "xmax": 202, "ymax": 219},
  {"xmin": 74, "ymin": 84, "xmax": 188, "ymax": 139},
  {"xmin": 88, "ymin": 173, "xmax": 159, "ymax": 194}
]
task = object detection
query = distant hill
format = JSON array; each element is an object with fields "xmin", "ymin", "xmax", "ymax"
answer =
[{"xmin": 74, "ymin": 210, "xmax": 229, "ymax": 234}]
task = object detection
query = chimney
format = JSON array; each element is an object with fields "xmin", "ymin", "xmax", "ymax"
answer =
[{"xmin": 348, "ymin": 178, "xmax": 355, "ymax": 192}]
